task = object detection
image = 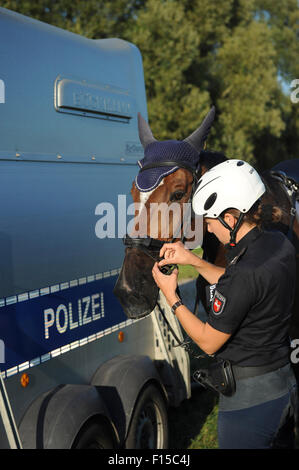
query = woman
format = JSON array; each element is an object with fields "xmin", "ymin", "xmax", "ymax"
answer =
[{"xmin": 152, "ymin": 159, "xmax": 297, "ymax": 449}]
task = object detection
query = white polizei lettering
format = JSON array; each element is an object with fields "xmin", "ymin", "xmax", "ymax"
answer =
[
  {"xmin": 78, "ymin": 298, "xmax": 83, "ymax": 326},
  {"xmin": 56, "ymin": 304, "xmax": 68, "ymax": 334},
  {"xmin": 91, "ymin": 294, "xmax": 101, "ymax": 321},
  {"xmin": 82, "ymin": 296, "xmax": 91, "ymax": 324},
  {"xmin": 43, "ymin": 292, "xmax": 105, "ymax": 339},
  {"xmin": 101, "ymin": 292, "xmax": 104, "ymax": 317},
  {"xmin": 44, "ymin": 308, "xmax": 55, "ymax": 339},
  {"xmin": 68, "ymin": 302, "xmax": 78, "ymax": 329}
]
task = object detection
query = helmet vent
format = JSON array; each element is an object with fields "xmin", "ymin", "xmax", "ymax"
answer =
[{"xmin": 204, "ymin": 192, "xmax": 217, "ymax": 210}]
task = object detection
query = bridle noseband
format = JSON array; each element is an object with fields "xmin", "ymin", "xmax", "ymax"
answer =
[{"xmin": 123, "ymin": 234, "xmax": 164, "ymax": 261}]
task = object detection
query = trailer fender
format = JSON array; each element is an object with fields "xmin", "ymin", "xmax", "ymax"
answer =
[
  {"xmin": 91, "ymin": 354, "xmax": 167, "ymax": 444},
  {"xmin": 19, "ymin": 384, "xmax": 117, "ymax": 449}
]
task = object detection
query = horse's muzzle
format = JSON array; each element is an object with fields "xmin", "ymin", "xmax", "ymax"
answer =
[{"xmin": 113, "ymin": 247, "xmax": 159, "ymax": 319}]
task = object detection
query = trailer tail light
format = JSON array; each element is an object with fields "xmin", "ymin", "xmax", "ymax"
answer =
[
  {"xmin": 118, "ymin": 331, "xmax": 125, "ymax": 343},
  {"xmin": 20, "ymin": 373, "xmax": 29, "ymax": 388}
]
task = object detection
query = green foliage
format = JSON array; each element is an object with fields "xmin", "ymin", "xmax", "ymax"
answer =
[
  {"xmin": 1, "ymin": 0, "xmax": 298, "ymax": 169},
  {"xmin": 0, "ymin": 0, "xmax": 143, "ymax": 37},
  {"xmin": 215, "ymin": 21, "xmax": 284, "ymax": 163},
  {"xmin": 128, "ymin": 0, "xmax": 211, "ymax": 141},
  {"xmin": 168, "ymin": 386, "xmax": 219, "ymax": 449}
]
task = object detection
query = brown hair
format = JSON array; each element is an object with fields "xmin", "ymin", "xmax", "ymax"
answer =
[{"xmin": 222, "ymin": 201, "xmax": 283, "ymax": 229}]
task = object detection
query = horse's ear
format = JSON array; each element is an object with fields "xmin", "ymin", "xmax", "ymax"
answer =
[
  {"xmin": 184, "ymin": 106, "xmax": 215, "ymax": 153},
  {"xmin": 137, "ymin": 112, "xmax": 156, "ymax": 148}
]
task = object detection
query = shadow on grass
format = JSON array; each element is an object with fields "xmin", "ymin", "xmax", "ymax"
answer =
[{"xmin": 168, "ymin": 386, "xmax": 219, "ymax": 449}]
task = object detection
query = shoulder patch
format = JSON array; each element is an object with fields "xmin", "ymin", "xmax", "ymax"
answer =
[
  {"xmin": 212, "ymin": 290, "xmax": 226, "ymax": 315},
  {"xmin": 209, "ymin": 283, "xmax": 216, "ymax": 303}
]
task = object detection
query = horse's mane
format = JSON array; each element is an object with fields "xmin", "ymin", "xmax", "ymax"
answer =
[
  {"xmin": 200, "ymin": 150, "xmax": 227, "ymax": 172},
  {"xmin": 260, "ymin": 169, "xmax": 293, "ymax": 235}
]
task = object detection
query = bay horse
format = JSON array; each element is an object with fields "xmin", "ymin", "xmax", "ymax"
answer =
[{"xmin": 114, "ymin": 110, "xmax": 299, "ymax": 349}]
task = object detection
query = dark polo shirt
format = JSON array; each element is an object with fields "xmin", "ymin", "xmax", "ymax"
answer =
[{"xmin": 207, "ymin": 227, "xmax": 296, "ymax": 367}]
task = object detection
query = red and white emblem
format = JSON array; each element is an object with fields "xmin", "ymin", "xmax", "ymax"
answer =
[
  {"xmin": 212, "ymin": 290, "xmax": 226, "ymax": 315},
  {"xmin": 213, "ymin": 298, "xmax": 222, "ymax": 313}
]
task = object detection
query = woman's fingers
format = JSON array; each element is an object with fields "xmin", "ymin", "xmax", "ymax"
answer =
[
  {"xmin": 159, "ymin": 241, "xmax": 189, "ymax": 267},
  {"xmin": 159, "ymin": 243, "xmax": 175, "ymax": 258},
  {"xmin": 158, "ymin": 258, "xmax": 172, "ymax": 267}
]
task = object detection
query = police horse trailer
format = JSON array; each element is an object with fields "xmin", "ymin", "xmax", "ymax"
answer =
[{"xmin": 0, "ymin": 7, "xmax": 190, "ymax": 449}]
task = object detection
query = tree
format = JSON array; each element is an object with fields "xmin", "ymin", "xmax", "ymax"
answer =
[
  {"xmin": 1, "ymin": 0, "xmax": 298, "ymax": 168},
  {"xmin": 0, "ymin": 0, "xmax": 143, "ymax": 38},
  {"xmin": 128, "ymin": 0, "xmax": 211, "ymax": 141},
  {"xmin": 179, "ymin": 0, "xmax": 299, "ymax": 167},
  {"xmin": 127, "ymin": 0, "xmax": 299, "ymax": 167}
]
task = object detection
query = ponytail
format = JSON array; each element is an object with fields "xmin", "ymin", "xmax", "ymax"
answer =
[
  {"xmin": 245, "ymin": 201, "xmax": 283, "ymax": 228},
  {"xmin": 222, "ymin": 201, "xmax": 283, "ymax": 229}
]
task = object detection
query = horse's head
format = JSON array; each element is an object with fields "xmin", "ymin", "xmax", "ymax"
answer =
[{"xmin": 114, "ymin": 107, "xmax": 216, "ymax": 319}]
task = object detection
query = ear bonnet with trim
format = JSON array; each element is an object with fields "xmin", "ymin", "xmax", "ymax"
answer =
[{"xmin": 135, "ymin": 107, "xmax": 216, "ymax": 192}]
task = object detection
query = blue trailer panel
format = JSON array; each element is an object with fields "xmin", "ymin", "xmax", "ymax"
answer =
[{"xmin": 0, "ymin": 7, "xmax": 190, "ymax": 449}]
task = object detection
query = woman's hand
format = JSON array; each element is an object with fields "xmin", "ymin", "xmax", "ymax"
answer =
[
  {"xmin": 152, "ymin": 262, "xmax": 179, "ymax": 306},
  {"xmin": 158, "ymin": 241, "xmax": 194, "ymax": 268}
]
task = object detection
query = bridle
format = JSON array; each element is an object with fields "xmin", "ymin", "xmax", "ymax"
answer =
[
  {"xmin": 123, "ymin": 160, "xmax": 201, "ymax": 267},
  {"xmin": 270, "ymin": 170, "xmax": 299, "ymax": 242}
]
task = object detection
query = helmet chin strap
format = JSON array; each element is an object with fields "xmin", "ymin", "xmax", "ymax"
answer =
[{"xmin": 217, "ymin": 212, "xmax": 245, "ymax": 247}]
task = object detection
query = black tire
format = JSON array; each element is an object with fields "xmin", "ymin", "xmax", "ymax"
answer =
[
  {"xmin": 125, "ymin": 384, "xmax": 168, "ymax": 449},
  {"xmin": 72, "ymin": 420, "xmax": 115, "ymax": 449}
]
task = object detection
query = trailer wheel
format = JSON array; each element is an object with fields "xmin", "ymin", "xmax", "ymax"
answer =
[
  {"xmin": 125, "ymin": 384, "xmax": 168, "ymax": 449},
  {"xmin": 72, "ymin": 420, "xmax": 115, "ymax": 449}
]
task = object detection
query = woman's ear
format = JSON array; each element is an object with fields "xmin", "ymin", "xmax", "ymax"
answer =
[{"xmin": 223, "ymin": 212, "xmax": 237, "ymax": 229}]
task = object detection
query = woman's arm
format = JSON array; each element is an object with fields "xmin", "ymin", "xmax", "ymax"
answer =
[
  {"xmin": 159, "ymin": 241, "xmax": 225, "ymax": 285},
  {"xmin": 152, "ymin": 263, "xmax": 231, "ymax": 355}
]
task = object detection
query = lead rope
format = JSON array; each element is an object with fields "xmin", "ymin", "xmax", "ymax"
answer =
[
  {"xmin": 157, "ymin": 301, "xmax": 212, "ymax": 359},
  {"xmin": 155, "ymin": 301, "xmax": 206, "ymax": 359}
]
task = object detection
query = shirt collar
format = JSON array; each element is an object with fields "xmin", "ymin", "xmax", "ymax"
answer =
[{"xmin": 225, "ymin": 226, "xmax": 262, "ymax": 264}]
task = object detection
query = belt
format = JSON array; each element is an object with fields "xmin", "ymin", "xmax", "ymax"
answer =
[{"xmin": 232, "ymin": 357, "xmax": 289, "ymax": 380}]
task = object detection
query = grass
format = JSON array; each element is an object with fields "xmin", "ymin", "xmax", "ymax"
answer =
[
  {"xmin": 177, "ymin": 264, "xmax": 198, "ymax": 281},
  {"xmin": 172, "ymin": 249, "xmax": 299, "ymax": 450},
  {"xmin": 168, "ymin": 350, "xmax": 220, "ymax": 449},
  {"xmin": 172, "ymin": 251, "xmax": 219, "ymax": 449},
  {"xmin": 177, "ymin": 247, "xmax": 202, "ymax": 282},
  {"xmin": 168, "ymin": 387, "xmax": 219, "ymax": 449}
]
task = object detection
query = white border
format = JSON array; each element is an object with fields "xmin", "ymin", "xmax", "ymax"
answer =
[
  {"xmin": 1, "ymin": 267, "xmax": 145, "ymax": 379},
  {"xmin": 0, "ymin": 268, "xmax": 121, "ymax": 308}
]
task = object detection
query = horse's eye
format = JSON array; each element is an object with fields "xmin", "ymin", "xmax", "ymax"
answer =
[{"xmin": 170, "ymin": 191, "xmax": 185, "ymax": 202}]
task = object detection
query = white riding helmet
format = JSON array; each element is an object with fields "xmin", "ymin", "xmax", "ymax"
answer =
[{"xmin": 192, "ymin": 159, "xmax": 266, "ymax": 218}]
